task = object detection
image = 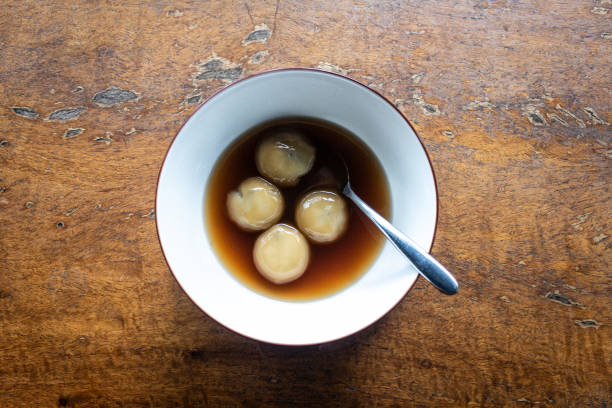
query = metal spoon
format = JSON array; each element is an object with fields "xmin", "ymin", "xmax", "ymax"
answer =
[{"xmin": 333, "ymin": 154, "xmax": 458, "ymax": 295}]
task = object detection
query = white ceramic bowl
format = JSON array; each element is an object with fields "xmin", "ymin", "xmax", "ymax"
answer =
[{"xmin": 156, "ymin": 69, "xmax": 438, "ymax": 345}]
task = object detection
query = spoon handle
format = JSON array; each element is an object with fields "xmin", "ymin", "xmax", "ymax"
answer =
[{"xmin": 343, "ymin": 186, "xmax": 458, "ymax": 295}]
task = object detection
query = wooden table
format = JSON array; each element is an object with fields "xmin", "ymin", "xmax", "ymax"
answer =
[{"xmin": 1, "ymin": 1, "xmax": 610, "ymax": 406}]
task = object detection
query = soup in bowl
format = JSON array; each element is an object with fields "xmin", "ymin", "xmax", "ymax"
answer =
[{"xmin": 156, "ymin": 69, "xmax": 438, "ymax": 345}]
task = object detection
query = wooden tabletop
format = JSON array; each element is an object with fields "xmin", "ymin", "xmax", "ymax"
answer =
[{"xmin": 1, "ymin": 1, "xmax": 610, "ymax": 406}]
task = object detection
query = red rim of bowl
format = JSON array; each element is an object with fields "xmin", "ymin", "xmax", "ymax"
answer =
[{"xmin": 155, "ymin": 68, "xmax": 440, "ymax": 346}]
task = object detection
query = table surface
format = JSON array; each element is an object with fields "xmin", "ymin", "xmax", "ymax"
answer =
[{"xmin": 1, "ymin": 1, "xmax": 610, "ymax": 406}]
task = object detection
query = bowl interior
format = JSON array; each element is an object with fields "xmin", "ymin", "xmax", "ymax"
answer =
[{"xmin": 156, "ymin": 69, "xmax": 437, "ymax": 345}]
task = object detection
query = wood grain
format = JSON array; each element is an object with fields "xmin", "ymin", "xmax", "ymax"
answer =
[{"xmin": 0, "ymin": 0, "xmax": 610, "ymax": 406}]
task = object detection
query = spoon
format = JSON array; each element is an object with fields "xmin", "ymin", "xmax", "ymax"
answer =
[{"xmin": 324, "ymin": 153, "xmax": 459, "ymax": 295}]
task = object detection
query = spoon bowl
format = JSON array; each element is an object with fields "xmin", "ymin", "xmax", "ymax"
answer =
[{"xmin": 331, "ymin": 151, "xmax": 458, "ymax": 295}]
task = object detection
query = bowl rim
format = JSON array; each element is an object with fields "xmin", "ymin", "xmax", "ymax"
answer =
[{"xmin": 155, "ymin": 67, "xmax": 439, "ymax": 345}]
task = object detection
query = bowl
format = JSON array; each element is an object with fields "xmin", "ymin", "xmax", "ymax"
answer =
[{"xmin": 156, "ymin": 69, "xmax": 438, "ymax": 345}]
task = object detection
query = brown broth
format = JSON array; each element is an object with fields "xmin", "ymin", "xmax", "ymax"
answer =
[{"xmin": 204, "ymin": 117, "xmax": 391, "ymax": 301}]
